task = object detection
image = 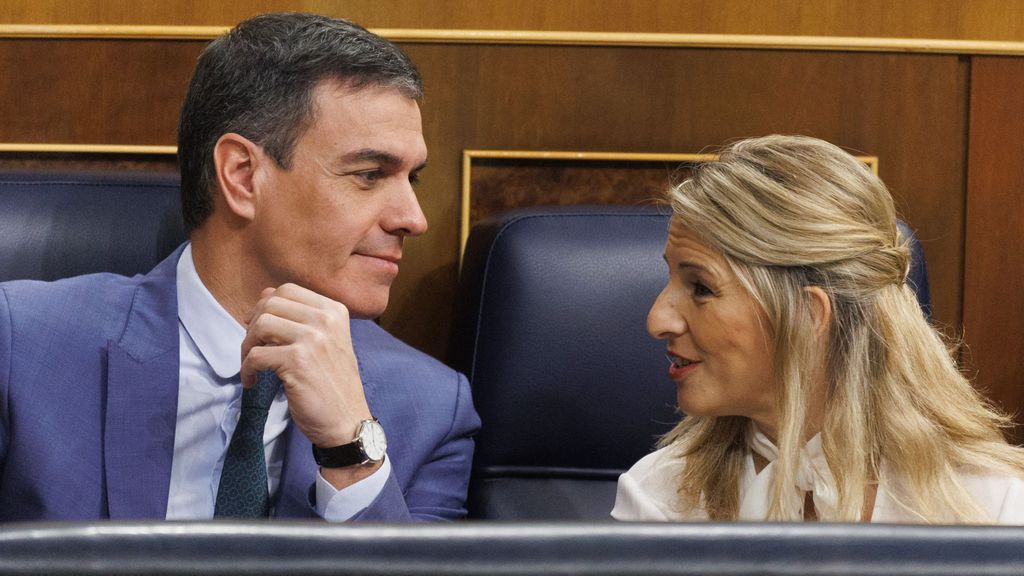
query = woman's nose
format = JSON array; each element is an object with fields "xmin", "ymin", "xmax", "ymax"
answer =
[{"xmin": 647, "ymin": 288, "xmax": 687, "ymax": 340}]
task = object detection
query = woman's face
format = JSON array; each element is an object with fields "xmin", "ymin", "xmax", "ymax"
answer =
[{"xmin": 647, "ymin": 217, "xmax": 778, "ymax": 431}]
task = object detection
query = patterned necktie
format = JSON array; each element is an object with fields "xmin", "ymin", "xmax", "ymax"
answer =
[{"xmin": 214, "ymin": 370, "xmax": 282, "ymax": 518}]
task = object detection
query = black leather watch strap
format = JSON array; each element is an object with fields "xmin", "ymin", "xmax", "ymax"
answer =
[{"xmin": 311, "ymin": 442, "xmax": 365, "ymax": 468}]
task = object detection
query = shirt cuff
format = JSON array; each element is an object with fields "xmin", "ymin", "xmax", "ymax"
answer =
[{"xmin": 314, "ymin": 454, "xmax": 392, "ymax": 521}]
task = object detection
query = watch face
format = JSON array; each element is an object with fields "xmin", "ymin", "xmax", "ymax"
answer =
[{"xmin": 359, "ymin": 420, "xmax": 387, "ymax": 461}]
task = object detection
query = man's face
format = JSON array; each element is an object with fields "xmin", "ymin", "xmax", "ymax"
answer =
[{"xmin": 252, "ymin": 80, "xmax": 428, "ymax": 318}]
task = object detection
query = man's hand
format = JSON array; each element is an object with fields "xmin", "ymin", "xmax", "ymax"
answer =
[{"xmin": 240, "ymin": 283, "xmax": 382, "ymax": 487}]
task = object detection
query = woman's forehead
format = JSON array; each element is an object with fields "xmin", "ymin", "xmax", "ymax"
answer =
[
  {"xmin": 667, "ymin": 217, "xmax": 733, "ymax": 274},
  {"xmin": 668, "ymin": 217, "xmax": 713, "ymax": 254}
]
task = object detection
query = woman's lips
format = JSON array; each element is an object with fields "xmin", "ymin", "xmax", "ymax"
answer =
[{"xmin": 666, "ymin": 352, "xmax": 701, "ymax": 380}]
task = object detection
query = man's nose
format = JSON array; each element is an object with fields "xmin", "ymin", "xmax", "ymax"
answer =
[{"xmin": 388, "ymin": 181, "xmax": 428, "ymax": 236}]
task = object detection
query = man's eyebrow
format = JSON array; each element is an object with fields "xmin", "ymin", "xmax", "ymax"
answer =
[
  {"xmin": 339, "ymin": 149, "xmax": 403, "ymax": 168},
  {"xmin": 337, "ymin": 149, "xmax": 427, "ymax": 172}
]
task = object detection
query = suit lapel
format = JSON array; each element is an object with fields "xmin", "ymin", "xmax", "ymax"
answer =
[
  {"xmin": 274, "ymin": 422, "xmax": 317, "ymax": 518},
  {"xmin": 103, "ymin": 246, "xmax": 184, "ymax": 519}
]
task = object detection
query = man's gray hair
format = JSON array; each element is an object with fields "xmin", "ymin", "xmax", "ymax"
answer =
[{"xmin": 177, "ymin": 12, "xmax": 423, "ymax": 232}]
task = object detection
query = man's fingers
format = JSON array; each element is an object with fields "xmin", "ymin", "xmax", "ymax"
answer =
[
  {"xmin": 246, "ymin": 286, "xmax": 278, "ymax": 325},
  {"xmin": 247, "ymin": 284, "xmax": 351, "ymax": 328},
  {"xmin": 271, "ymin": 283, "xmax": 339, "ymax": 309},
  {"xmin": 240, "ymin": 313, "xmax": 305, "ymax": 363},
  {"xmin": 240, "ymin": 344, "xmax": 291, "ymax": 387}
]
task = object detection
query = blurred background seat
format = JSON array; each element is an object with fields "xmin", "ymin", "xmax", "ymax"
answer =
[
  {"xmin": 453, "ymin": 204, "xmax": 932, "ymax": 520},
  {"xmin": 2, "ymin": 521, "xmax": 1021, "ymax": 575},
  {"xmin": 0, "ymin": 173, "xmax": 933, "ymax": 520},
  {"xmin": 0, "ymin": 170, "xmax": 184, "ymax": 282}
]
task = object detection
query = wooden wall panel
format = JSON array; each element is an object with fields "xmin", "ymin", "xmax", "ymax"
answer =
[
  {"xmin": 0, "ymin": 39, "xmax": 200, "ymax": 145},
  {"xmin": 392, "ymin": 44, "xmax": 967, "ymax": 363},
  {"xmin": 0, "ymin": 38, "xmax": 971, "ymax": 370},
  {"xmin": 3, "ymin": 0, "xmax": 1024, "ymax": 42},
  {"xmin": 964, "ymin": 57, "xmax": 1024, "ymax": 442},
  {"xmin": 468, "ymin": 159, "xmax": 680, "ymax": 225}
]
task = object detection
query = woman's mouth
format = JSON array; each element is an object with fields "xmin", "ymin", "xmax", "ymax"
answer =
[{"xmin": 666, "ymin": 352, "xmax": 701, "ymax": 380}]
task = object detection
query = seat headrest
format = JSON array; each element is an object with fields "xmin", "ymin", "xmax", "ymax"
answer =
[
  {"xmin": 0, "ymin": 171, "xmax": 185, "ymax": 282},
  {"xmin": 454, "ymin": 205, "xmax": 680, "ymax": 475},
  {"xmin": 453, "ymin": 205, "xmax": 933, "ymax": 477}
]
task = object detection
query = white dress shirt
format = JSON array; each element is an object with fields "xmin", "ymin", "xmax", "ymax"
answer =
[
  {"xmin": 165, "ymin": 244, "xmax": 390, "ymax": 520},
  {"xmin": 612, "ymin": 425, "xmax": 1024, "ymax": 524}
]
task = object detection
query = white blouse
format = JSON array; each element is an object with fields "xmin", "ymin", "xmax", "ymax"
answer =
[{"xmin": 612, "ymin": 428, "xmax": 1024, "ymax": 524}]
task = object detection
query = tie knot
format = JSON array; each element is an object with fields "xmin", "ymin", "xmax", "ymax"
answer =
[{"xmin": 242, "ymin": 370, "xmax": 281, "ymax": 411}]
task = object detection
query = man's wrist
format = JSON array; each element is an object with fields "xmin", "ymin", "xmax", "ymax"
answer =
[
  {"xmin": 316, "ymin": 455, "xmax": 391, "ymax": 519},
  {"xmin": 313, "ymin": 418, "xmax": 387, "ymax": 468}
]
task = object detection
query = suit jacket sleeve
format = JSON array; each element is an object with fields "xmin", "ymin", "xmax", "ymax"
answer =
[{"xmin": 351, "ymin": 371, "xmax": 479, "ymax": 522}]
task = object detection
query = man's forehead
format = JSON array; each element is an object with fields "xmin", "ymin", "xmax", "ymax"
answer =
[{"xmin": 307, "ymin": 80, "xmax": 426, "ymax": 166}]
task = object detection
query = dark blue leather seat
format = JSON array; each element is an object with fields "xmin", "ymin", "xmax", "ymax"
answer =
[
  {"xmin": 1, "ymin": 521, "xmax": 1021, "ymax": 575},
  {"xmin": 0, "ymin": 171, "xmax": 184, "ymax": 282},
  {"xmin": 0, "ymin": 173, "xmax": 934, "ymax": 523},
  {"xmin": 453, "ymin": 205, "xmax": 932, "ymax": 520}
]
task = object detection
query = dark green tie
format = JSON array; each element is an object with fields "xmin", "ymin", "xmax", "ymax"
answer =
[{"xmin": 214, "ymin": 370, "xmax": 282, "ymax": 518}]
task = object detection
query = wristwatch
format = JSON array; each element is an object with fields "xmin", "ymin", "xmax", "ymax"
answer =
[{"xmin": 311, "ymin": 418, "xmax": 387, "ymax": 468}]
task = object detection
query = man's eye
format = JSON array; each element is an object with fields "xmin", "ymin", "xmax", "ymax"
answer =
[
  {"xmin": 409, "ymin": 172, "xmax": 421, "ymax": 186},
  {"xmin": 356, "ymin": 170, "xmax": 381, "ymax": 185}
]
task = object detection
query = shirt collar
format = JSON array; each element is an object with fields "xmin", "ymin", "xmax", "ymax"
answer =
[
  {"xmin": 744, "ymin": 422, "xmax": 840, "ymax": 519},
  {"xmin": 176, "ymin": 243, "xmax": 246, "ymax": 379}
]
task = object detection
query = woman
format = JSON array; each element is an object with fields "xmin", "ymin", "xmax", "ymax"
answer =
[{"xmin": 612, "ymin": 135, "xmax": 1024, "ymax": 523}]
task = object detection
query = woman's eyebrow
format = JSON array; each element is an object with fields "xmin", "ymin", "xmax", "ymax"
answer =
[{"xmin": 662, "ymin": 254, "xmax": 708, "ymax": 273}]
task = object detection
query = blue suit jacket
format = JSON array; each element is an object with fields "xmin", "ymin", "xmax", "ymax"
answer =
[{"xmin": 0, "ymin": 246, "xmax": 479, "ymax": 521}]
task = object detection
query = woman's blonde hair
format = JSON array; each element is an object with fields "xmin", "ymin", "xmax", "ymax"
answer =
[{"xmin": 661, "ymin": 134, "xmax": 1024, "ymax": 522}]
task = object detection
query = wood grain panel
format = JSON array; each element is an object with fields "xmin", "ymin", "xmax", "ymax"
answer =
[
  {"xmin": 0, "ymin": 37, "xmax": 971, "ymax": 380},
  {"xmin": 2, "ymin": 0, "xmax": 1024, "ymax": 42},
  {"xmin": 378, "ymin": 44, "xmax": 968, "ymax": 364},
  {"xmin": 468, "ymin": 159, "xmax": 681, "ymax": 223},
  {"xmin": 0, "ymin": 39, "xmax": 200, "ymax": 145},
  {"xmin": 964, "ymin": 57, "xmax": 1024, "ymax": 443},
  {"xmin": 0, "ymin": 154, "xmax": 176, "ymax": 173}
]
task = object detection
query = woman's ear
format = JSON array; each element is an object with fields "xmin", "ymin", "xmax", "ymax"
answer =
[
  {"xmin": 803, "ymin": 286, "xmax": 832, "ymax": 339},
  {"xmin": 212, "ymin": 133, "xmax": 262, "ymax": 222}
]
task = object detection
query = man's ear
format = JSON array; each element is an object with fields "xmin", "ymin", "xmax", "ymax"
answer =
[
  {"xmin": 212, "ymin": 133, "xmax": 262, "ymax": 222},
  {"xmin": 803, "ymin": 285, "xmax": 832, "ymax": 339}
]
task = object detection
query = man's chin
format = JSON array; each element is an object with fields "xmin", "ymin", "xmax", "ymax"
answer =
[{"xmin": 340, "ymin": 294, "xmax": 390, "ymax": 320}]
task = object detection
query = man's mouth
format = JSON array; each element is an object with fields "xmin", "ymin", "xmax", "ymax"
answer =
[
  {"xmin": 361, "ymin": 253, "xmax": 400, "ymax": 263},
  {"xmin": 354, "ymin": 252, "xmax": 402, "ymax": 275}
]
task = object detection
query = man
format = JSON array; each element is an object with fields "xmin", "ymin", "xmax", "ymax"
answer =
[{"xmin": 0, "ymin": 13, "xmax": 479, "ymax": 521}]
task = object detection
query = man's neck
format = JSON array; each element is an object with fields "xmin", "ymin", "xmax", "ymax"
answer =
[{"xmin": 189, "ymin": 231, "xmax": 265, "ymax": 326}]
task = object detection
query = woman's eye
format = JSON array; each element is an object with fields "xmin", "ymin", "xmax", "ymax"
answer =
[{"xmin": 693, "ymin": 282, "xmax": 714, "ymax": 298}]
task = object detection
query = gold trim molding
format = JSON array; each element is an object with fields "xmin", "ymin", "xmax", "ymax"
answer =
[
  {"xmin": 0, "ymin": 143, "xmax": 177, "ymax": 154},
  {"xmin": 1, "ymin": 25, "xmax": 1024, "ymax": 56},
  {"xmin": 0, "ymin": 24, "xmax": 227, "ymax": 40},
  {"xmin": 460, "ymin": 149, "xmax": 878, "ymax": 261}
]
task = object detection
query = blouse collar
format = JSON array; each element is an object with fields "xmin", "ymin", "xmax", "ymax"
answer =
[{"xmin": 740, "ymin": 424, "xmax": 840, "ymax": 519}]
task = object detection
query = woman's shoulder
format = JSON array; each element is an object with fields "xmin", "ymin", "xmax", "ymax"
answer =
[
  {"xmin": 960, "ymin": 470, "xmax": 1024, "ymax": 524},
  {"xmin": 877, "ymin": 467, "xmax": 1024, "ymax": 524},
  {"xmin": 625, "ymin": 444, "xmax": 683, "ymax": 483},
  {"xmin": 612, "ymin": 444, "xmax": 707, "ymax": 521}
]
